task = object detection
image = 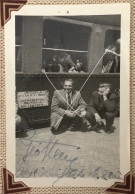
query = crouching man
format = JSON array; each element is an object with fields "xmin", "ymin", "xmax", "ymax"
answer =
[
  {"xmin": 85, "ymin": 83, "xmax": 118, "ymax": 133},
  {"xmin": 51, "ymin": 79, "xmax": 88, "ymax": 133}
]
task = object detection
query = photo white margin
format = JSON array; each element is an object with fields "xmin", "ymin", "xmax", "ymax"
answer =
[{"xmin": 5, "ymin": 3, "xmax": 130, "ymax": 187}]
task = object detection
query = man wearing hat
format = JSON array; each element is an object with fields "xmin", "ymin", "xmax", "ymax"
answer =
[{"xmin": 85, "ymin": 83, "xmax": 118, "ymax": 133}]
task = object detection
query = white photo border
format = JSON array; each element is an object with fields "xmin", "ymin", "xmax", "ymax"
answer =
[{"xmin": 5, "ymin": 3, "xmax": 130, "ymax": 187}]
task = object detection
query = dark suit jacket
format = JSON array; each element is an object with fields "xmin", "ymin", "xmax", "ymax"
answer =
[
  {"xmin": 51, "ymin": 89, "xmax": 86, "ymax": 129},
  {"xmin": 87, "ymin": 91, "xmax": 117, "ymax": 115}
]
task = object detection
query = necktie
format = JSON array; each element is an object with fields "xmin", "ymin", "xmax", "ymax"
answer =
[
  {"xmin": 67, "ymin": 93, "xmax": 71, "ymax": 105},
  {"xmin": 67, "ymin": 93, "xmax": 72, "ymax": 110}
]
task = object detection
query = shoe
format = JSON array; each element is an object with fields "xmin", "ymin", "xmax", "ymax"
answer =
[
  {"xmin": 51, "ymin": 127, "xmax": 57, "ymax": 134},
  {"xmin": 90, "ymin": 123, "xmax": 103, "ymax": 133},
  {"xmin": 96, "ymin": 130, "xmax": 102, "ymax": 133},
  {"xmin": 104, "ymin": 126, "xmax": 113, "ymax": 134},
  {"xmin": 82, "ymin": 119, "xmax": 91, "ymax": 131},
  {"xmin": 98, "ymin": 121, "xmax": 105, "ymax": 128},
  {"xmin": 106, "ymin": 130, "xmax": 113, "ymax": 134}
]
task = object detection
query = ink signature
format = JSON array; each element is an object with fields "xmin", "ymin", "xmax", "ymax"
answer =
[
  {"xmin": 16, "ymin": 130, "xmax": 121, "ymax": 186},
  {"xmin": 22, "ymin": 132, "xmax": 80, "ymax": 164}
]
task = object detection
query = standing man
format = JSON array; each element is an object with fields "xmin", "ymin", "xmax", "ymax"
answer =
[
  {"xmin": 51, "ymin": 79, "xmax": 87, "ymax": 132},
  {"xmin": 85, "ymin": 83, "xmax": 118, "ymax": 133},
  {"xmin": 102, "ymin": 39, "xmax": 120, "ymax": 73}
]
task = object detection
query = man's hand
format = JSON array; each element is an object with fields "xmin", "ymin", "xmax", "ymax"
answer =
[
  {"xmin": 94, "ymin": 113, "xmax": 102, "ymax": 123},
  {"xmin": 75, "ymin": 107, "xmax": 86, "ymax": 117},
  {"xmin": 65, "ymin": 110, "xmax": 75, "ymax": 118},
  {"xmin": 102, "ymin": 88, "xmax": 109, "ymax": 101},
  {"xmin": 41, "ymin": 69, "xmax": 45, "ymax": 74},
  {"xmin": 103, "ymin": 88, "xmax": 109, "ymax": 96},
  {"xmin": 80, "ymin": 110, "xmax": 86, "ymax": 117}
]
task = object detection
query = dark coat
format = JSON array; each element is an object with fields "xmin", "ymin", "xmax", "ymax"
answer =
[{"xmin": 87, "ymin": 91, "xmax": 118, "ymax": 115}]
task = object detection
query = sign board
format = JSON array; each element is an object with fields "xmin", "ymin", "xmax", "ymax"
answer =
[{"xmin": 17, "ymin": 91, "xmax": 49, "ymax": 108}]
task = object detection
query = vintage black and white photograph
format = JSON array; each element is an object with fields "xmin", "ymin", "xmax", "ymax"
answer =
[{"xmin": 5, "ymin": 4, "xmax": 130, "ymax": 187}]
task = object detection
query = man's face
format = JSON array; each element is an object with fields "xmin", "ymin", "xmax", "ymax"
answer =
[
  {"xmin": 98, "ymin": 86, "xmax": 110, "ymax": 95},
  {"xmin": 64, "ymin": 81, "xmax": 73, "ymax": 93}
]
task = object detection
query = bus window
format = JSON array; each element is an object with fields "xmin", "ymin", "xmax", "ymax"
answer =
[
  {"xmin": 42, "ymin": 19, "xmax": 92, "ymax": 73},
  {"xmin": 102, "ymin": 30, "xmax": 120, "ymax": 74}
]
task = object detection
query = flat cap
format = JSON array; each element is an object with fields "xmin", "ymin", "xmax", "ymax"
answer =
[{"xmin": 99, "ymin": 83, "xmax": 111, "ymax": 87}]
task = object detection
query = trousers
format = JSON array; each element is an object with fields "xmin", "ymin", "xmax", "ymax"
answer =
[{"xmin": 85, "ymin": 111, "xmax": 115, "ymax": 130}]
